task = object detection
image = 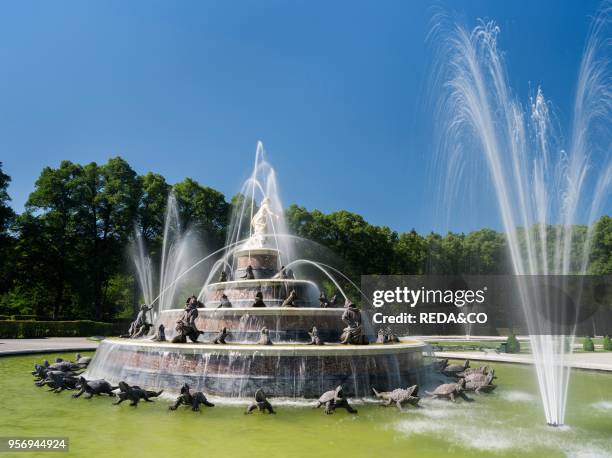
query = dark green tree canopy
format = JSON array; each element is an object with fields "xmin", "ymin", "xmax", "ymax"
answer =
[{"xmin": 0, "ymin": 158, "xmax": 610, "ymax": 321}]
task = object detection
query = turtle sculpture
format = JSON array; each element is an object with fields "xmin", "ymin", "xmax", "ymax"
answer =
[
  {"xmin": 169, "ymin": 383, "xmax": 215, "ymax": 411},
  {"xmin": 372, "ymin": 385, "xmax": 420, "ymax": 411},
  {"xmin": 31, "ymin": 363, "xmax": 47, "ymax": 378},
  {"xmin": 36, "ymin": 371, "xmax": 80, "ymax": 392},
  {"xmin": 34, "ymin": 370, "xmax": 63, "ymax": 386},
  {"xmin": 442, "ymin": 360, "xmax": 470, "ymax": 377},
  {"xmin": 464, "ymin": 368, "xmax": 495, "ymax": 381},
  {"xmin": 72, "ymin": 377, "xmax": 118, "ymax": 398},
  {"xmin": 51, "ymin": 374, "xmax": 81, "ymax": 392},
  {"xmin": 33, "ymin": 369, "xmax": 53, "ymax": 385},
  {"xmin": 48, "ymin": 360, "xmax": 80, "ymax": 372},
  {"xmin": 246, "ymin": 388, "xmax": 275, "ymax": 414},
  {"xmin": 75, "ymin": 353, "xmax": 92, "ymax": 368},
  {"xmin": 376, "ymin": 327, "xmax": 401, "ymax": 344},
  {"xmin": 32, "ymin": 364, "xmax": 51, "ymax": 380},
  {"xmin": 308, "ymin": 326, "xmax": 323, "ymax": 345},
  {"xmin": 425, "ymin": 379, "xmax": 471, "ymax": 402},
  {"xmin": 258, "ymin": 327, "xmax": 272, "ymax": 345},
  {"xmin": 212, "ymin": 327, "xmax": 229, "ymax": 344},
  {"xmin": 432, "ymin": 359, "xmax": 449, "ymax": 372},
  {"xmin": 315, "ymin": 386, "xmax": 358, "ymax": 415},
  {"xmin": 457, "ymin": 365, "xmax": 490, "ymax": 378},
  {"xmin": 32, "ymin": 360, "xmax": 79, "ymax": 382},
  {"xmin": 463, "ymin": 371, "xmax": 497, "ymax": 393},
  {"xmin": 32, "ymin": 364, "xmax": 80, "ymax": 381},
  {"xmin": 114, "ymin": 381, "xmax": 163, "ymax": 406}
]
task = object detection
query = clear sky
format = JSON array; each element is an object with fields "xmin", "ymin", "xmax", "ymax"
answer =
[{"xmin": 0, "ymin": 0, "xmax": 607, "ymax": 234}]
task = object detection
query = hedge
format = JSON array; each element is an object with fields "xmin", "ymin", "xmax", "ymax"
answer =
[
  {"xmin": 0, "ymin": 320, "xmax": 123, "ymax": 338},
  {"xmin": 11, "ymin": 314, "xmax": 40, "ymax": 320},
  {"xmin": 506, "ymin": 334, "xmax": 521, "ymax": 353},
  {"xmin": 0, "ymin": 315, "xmax": 41, "ymax": 321},
  {"xmin": 582, "ymin": 336, "xmax": 595, "ymax": 352}
]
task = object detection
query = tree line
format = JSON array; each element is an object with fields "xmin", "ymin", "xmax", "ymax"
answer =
[{"xmin": 0, "ymin": 159, "xmax": 609, "ymax": 321}]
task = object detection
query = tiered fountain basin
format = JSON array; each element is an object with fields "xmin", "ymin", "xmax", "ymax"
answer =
[
  {"xmin": 86, "ymin": 337, "xmax": 427, "ymax": 398},
  {"xmin": 233, "ymin": 247, "xmax": 283, "ymax": 279},
  {"xmin": 92, "ymin": 246, "xmax": 429, "ymax": 398},
  {"xmin": 157, "ymin": 307, "xmax": 344, "ymax": 342},
  {"xmin": 203, "ymin": 279, "xmax": 319, "ymax": 308}
]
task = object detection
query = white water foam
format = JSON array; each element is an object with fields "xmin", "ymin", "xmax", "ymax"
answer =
[
  {"xmin": 591, "ymin": 401, "xmax": 612, "ymax": 411},
  {"xmin": 500, "ymin": 391, "xmax": 537, "ymax": 402}
]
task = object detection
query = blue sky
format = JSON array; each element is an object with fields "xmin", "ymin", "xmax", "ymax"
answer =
[{"xmin": 0, "ymin": 0, "xmax": 607, "ymax": 234}]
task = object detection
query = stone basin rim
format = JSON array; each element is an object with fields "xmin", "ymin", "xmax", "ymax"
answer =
[
  {"xmin": 205, "ymin": 279, "xmax": 318, "ymax": 289},
  {"xmin": 160, "ymin": 307, "xmax": 345, "ymax": 315},
  {"xmin": 101, "ymin": 337, "xmax": 426, "ymax": 356}
]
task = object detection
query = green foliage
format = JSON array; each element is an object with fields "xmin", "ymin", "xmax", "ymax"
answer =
[
  {"xmin": 0, "ymin": 320, "xmax": 121, "ymax": 338},
  {"xmin": 1, "ymin": 158, "xmax": 611, "ymax": 325},
  {"xmin": 10, "ymin": 315, "xmax": 39, "ymax": 320},
  {"xmin": 174, "ymin": 178, "xmax": 230, "ymax": 247},
  {"xmin": 603, "ymin": 335, "xmax": 612, "ymax": 351},
  {"xmin": 582, "ymin": 336, "xmax": 595, "ymax": 352},
  {"xmin": 0, "ymin": 162, "xmax": 16, "ymax": 295},
  {"xmin": 138, "ymin": 172, "xmax": 170, "ymax": 249},
  {"xmin": 589, "ymin": 216, "xmax": 612, "ymax": 275},
  {"xmin": 506, "ymin": 334, "xmax": 521, "ymax": 353}
]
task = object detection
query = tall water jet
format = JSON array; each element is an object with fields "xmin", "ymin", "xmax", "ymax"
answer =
[
  {"xmin": 130, "ymin": 231, "xmax": 154, "ymax": 307},
  {"xmin": 226, "ymin": 141, "xmax": 294, "ymax": 269},
  {"xmin": 434, "ymin": 7, "xmax": 611, "ymax": 426},
  {"xmin": 131, "ymin": 190, "xmax": 206, "ymax": 321}
]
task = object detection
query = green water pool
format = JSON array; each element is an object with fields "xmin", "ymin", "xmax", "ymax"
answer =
[{"xmin": 1, "ymin": 352, "xmax": 611, "ymax": 458}]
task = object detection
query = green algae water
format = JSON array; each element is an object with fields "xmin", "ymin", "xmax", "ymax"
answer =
[{"xmin": 1, "ymin": 353, "xmax": 611, "ymax": 458}]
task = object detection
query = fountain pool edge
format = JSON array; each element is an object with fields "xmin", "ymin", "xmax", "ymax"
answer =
[{"xmin": 85, "ymin": 338, "xmax": 428, "ymax": 398}]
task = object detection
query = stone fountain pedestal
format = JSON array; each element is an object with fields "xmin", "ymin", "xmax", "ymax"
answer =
[{"xmin": 87, "ymin": 245, "xmax": 427, "ymax": 398}]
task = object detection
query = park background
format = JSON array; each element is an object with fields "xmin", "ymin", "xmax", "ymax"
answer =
[
  {"xmin": 0, "ymin": 0, "xmax": 609, "ymax": 333},
  {"xmin": 0, "ymin": 159, "xmax": 609, "ymax": 331}
]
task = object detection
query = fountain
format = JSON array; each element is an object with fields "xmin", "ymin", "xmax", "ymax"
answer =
[
  {"xmin": 86, "ymin": 142, "xmax": 427, "ymax": 398},
  {"xmin": 435, "ymin": 7, "xmax": 611, "ymax": 425}
]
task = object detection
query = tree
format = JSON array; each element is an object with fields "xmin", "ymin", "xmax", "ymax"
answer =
[
  {"xmin": 25, "ymin": 161, "xmax": 83, "ymax": 319},
  {"xmin": 506, "ymin": 334, "xmax": 521, "ymax": 353},
  {"xmin": 589, "ymin": 216, "xmax": 612, "ymax": 274},
  {"xmin": 394, "ymin": 230, "xmax": 426, "ymax": 274},
  {"xmin": 2, "ymin": 155, "xmax": 610, "ymax": 323},
  {"xmin": 174, "ymin": 178, "xmax": 230, "ymax": 248},
  {"xmin": 7, "ymin": 213, "xmax": 58, "ymax": 316},
  {"xmin": 286, "ymin": 206, "xmax": 397, "ymax": 279},
  {"xmin": 463, "ymin": 228, "xmax": 507, "ymax": 274},
  {"xmin": 138, "ymin": 172, "xmax": 171, "ymax": 248},
  {"xmin": 87, "ymin": 158, "xmax": 141, "ymax": 320},
  {"xmin": 0, "ymin": 163, "xmax": 15, "ymax": 294}
]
